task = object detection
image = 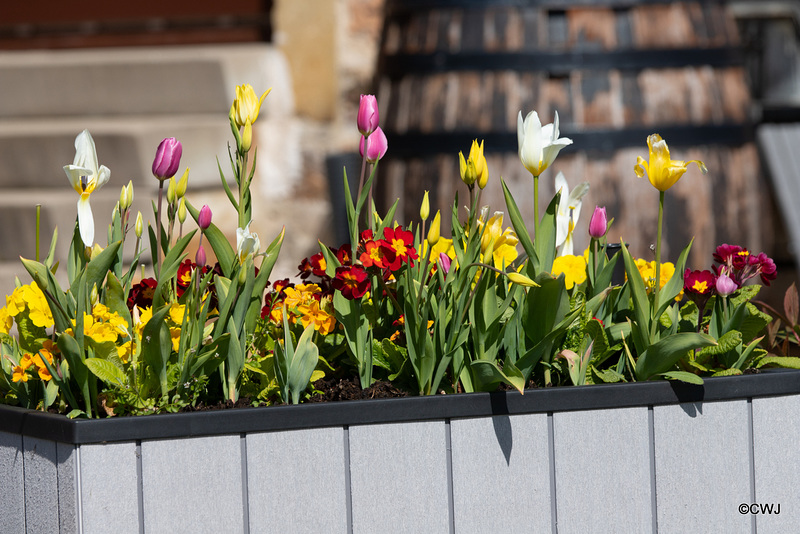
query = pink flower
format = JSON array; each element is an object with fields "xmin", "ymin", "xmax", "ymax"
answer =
[
  {"xmin": 588, "ymin": 206, "xmax": 607, "ymax": 239},
  {"xmin": 357, "ymin": 94, "xmax": 379, "ymax": 137},
  {"xmin": 438, "ymin": 253, "xmax": 452, "ymax": 274},
  {"xmin": 198, "ymin": 204, "xmax": 213, "ymax": 230},
  {"xmin": 359, "ymin": 127, "xmax": 388, "ymax": 164},
  {"xmin": 195, "ymin": 244, "xmax": 207, "ymax": 267},
  {"xmin": 152, "ymin": 137, "xmax": 182, "ymax": 181},
  {"xmin": 715, "ymin": 273, "xmax": 738, "ymax": 296}
]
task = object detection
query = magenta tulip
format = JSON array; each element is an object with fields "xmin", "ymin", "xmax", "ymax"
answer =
[
  {"xmin": 715, "ymin": 273, "xmax": 738, "ymax": 296},
  {"xmin": 198, "ymin": 204, "xmax": 213, "ymax": 230},
  {"xmin": 359, "ymin": 127, "xmax": 388, "ymax": 164},
  {"xmin": 588, "ymin": 206, "xmax": 607, "ymax": 239},
  {"xmin": 195, "ymin": 245, "xmax": 207, "ymax": 267},
  {"xmin": 357, "ymin": 94, "xmax": 379, "ymax": 137},
  {"xmin": 152, "ymin": 137, "xmax": 182, "ymax": 181}
]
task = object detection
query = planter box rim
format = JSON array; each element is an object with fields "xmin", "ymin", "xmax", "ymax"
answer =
[{"xmin": 2, "ymin": 369, "xmax": 798, "ymax": 444}]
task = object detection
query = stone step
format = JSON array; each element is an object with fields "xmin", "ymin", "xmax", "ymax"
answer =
[{"xmin": 0, "ymin": 44, "xmax": 293, "ymax": 119}]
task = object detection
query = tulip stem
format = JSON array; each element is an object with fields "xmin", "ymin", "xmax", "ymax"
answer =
[
  {"xmin": 652, "ymin": 191, "xmax": 665, "ymax": 336},
  {"xmin": 156, "ymin": 181, "xmax": 165, "ymax": 275},
  {"xmin": 533, "ymin": 174, "xmax": 540, "ymax": 239}
]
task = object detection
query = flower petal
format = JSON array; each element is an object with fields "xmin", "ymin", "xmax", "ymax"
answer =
[
  {"xmin": 63, "ymin": 164, "xmax": 93, "ymax": 194},
  {"xmin": 77, "ymin": 194, "xmax": 94, "ymax": 245}
]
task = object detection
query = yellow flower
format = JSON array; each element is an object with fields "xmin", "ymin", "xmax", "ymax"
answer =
[
  {"xmin": 168, "ymin": 303, "xmax": 186, "ymax": 326},
  {"xmin": 297, "ymin": 299, "xmax": 336, "ymax": 336},
  {"xmin": 32, "ymin": 349, "xmax": 54, "ymax": 381},
  {"xmin": 0, "ymin": 306, "xmax": 12, "ymax": 334},
  {"xmin": 552, "ymin": 255, "xmax": 587, "ymax": 290},
  {"xmin": 458, "ymin": 139, "xmax": 488, "ymax": 187},
  {"xmin": 233, "ymin": 84, "xmax": 271, "ymax": 128},
  {"xmin": 507, "ymin": 272, "xmax": 539, "ymax": 288},
  {"xmin": 12, "ymin": 364, "xmax": 29, "ymax": 383},
  {"xmin": 632, "ymin": 259, "xmax": 683, "ymax": 300},
  {"xmin": 634, "ymin": 134, "xmax": 707, "ymax": 192},
  {"xmin": 170, "ymin": 327, "xmax": 182, "ymax": 352},
  {"xmin": 477, "ymin": 210, "xmax": 519, "ymax": 269},
  {"xmin": 6, "ymin": 286, "xmax": 26, "ymax": 316},
  {"xmin": 284, "ymin": 284, "xmax": 322, "ymax": 310},
  {"xmin": 117, "ymin": 340, "xmax": 133, "ymax": 364}
]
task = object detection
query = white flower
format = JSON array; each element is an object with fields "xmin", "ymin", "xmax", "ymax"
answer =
[
  {"xmin": 554, "ymin": 172, "xmax": 589, "ymax": 257},
  {"xmin": 517, "ymin": 110, "xmax": 573, "ymax": 177},
  {"xmin": 236, "ymin": 223, "xmax": 260, "ymax": 263},
  {"xmin": 63, "ymin": 130, "xmax": 111, "ymax": 246}
]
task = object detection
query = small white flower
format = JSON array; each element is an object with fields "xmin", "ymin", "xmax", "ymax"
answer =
[
  {"xmin": 517, "ymin": 110, "xmax": 573, "ymax": 177},
  {"xmin": 554, "ymin": 172, "xmax": 589, "ymax": 257},
  {"xmin": 236, "ymin": 223, "xmax": 260, "ymax": 263},
  {"xmin": 63, "ymin": 130, "xmax": 111, "ymax": 246}
]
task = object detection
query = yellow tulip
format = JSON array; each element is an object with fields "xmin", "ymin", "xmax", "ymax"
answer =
[
  {"xmin": 634, "ymin": 134, "xmax": 707, "ymax": 192},
  {"xmin": 427, "ymin": 211, "xmax": 441, "ymax": 246},
  {"xmin": 233, "ymin": 84, "xmax": 271, "ymax": 128},
  {"xmin": 459, "ymin": 139, "xmax": 487, "ymax": 187}
]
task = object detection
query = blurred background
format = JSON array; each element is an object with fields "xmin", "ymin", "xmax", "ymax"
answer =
[{"xmin": 0, "ymin": 0, "xmax": 798, "ymax": 307}]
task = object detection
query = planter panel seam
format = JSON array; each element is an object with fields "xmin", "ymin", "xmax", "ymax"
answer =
[
  {"xmin": 135, "ymin": 440, "xmax": 144, "ymax": 534},
  {"xmin": 344, "ymin": 425, "xmax": 353, "ymax": 534},
  {"xmin": 648, "ymin": 406, "xmax": 657, "ymax": 534},
  {"xmin": 747, "ymin": 398, "xmax": 757, "ymax": 534},
  {"xmin": 547, "ymin": 412, "xmax": 557, "ymax": 534},
  {"xmin": 240, "ymin": 433, "xmax": 250, "ymax": 534},
  {"xmin": 445, "ymin": 418, "xmax": 454, "ymax": 534}
]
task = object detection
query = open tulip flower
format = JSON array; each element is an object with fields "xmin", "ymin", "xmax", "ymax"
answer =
[
  {"xmin": 517, "ymin": 110, "xmax": 572, "ymax": 178},
  {"xmin": 634, "ymin": 133, "xmax": 708, "ymax": 192},
  {"xmin": 554, "ymin": 172, "xmax": 589, "ymax": 257},
  {"xmin": 233, "ymin": 84, "xmax": 271, "ymax": 129},
  {"xmin": 63, "ymin": 129, "xmax": 111, "ymax": 246}
]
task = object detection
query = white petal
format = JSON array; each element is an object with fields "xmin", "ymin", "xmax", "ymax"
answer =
[
  {"xmin": 95, "ymin": 165, "xmax": 111, "ymax": 190},
  {"xmin": 522, "ymin": 111, "xmax": 543, "ymax": 174},
  {"xmin": 64, "ymin": 164, "xmax": 93, "ymax": 193},
  {"xmin": 77, "ymin": 195, "xmax": 94, "ymax": 245},
  {"xmin": 73, "ymin": 130, "xmax": 99, "ymax": 174}
]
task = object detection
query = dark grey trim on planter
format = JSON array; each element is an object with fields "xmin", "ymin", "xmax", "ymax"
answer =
[{"xmin": 1, "ymin": 370, "xmax": 798, "ymax": 445}]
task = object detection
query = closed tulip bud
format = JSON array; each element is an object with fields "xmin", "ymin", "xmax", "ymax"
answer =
[
  {"xmin": 588, "ymin": 206, "xmax": 608, "ymax": 239},
  {"xmin": 715, "ymin": 273, "xmax": 738, "ymax": 297},
  {"xmin": 167, "ymin": 177, "xmax": 176, "ymax": 205},
  {"xmin": 152, "ymin": 137, "xmax": 182, "ymax": 181},
  {"xmin": 241, "ymin": 120, "xmax": 253, "ymax": 153},
  {"xmin": 357, "ymin": 94, "xmax": 380, "ymax": 137},
  {"xmin": 125, "ymin": 180, "xmax": 134, "ymax": 208},
  {"xmin": 198, "ymin": 204, "xmax": 212, "ymax": 230},
  {"xmin": 507, "ymin": 272, "xmax": 539, "ymax": 288},
  {"xmin": 135, "ymin": 211, "xmax": 143, "ymax": 238},
  {"xmin": 118, "ymin": 185, "xmax": 128, "ymax": 210},
  {"xmin": 438, "ymin": 253, "xmax": 452, "ymax": 274},
  {"xmin": 460, "ymin": 139, "xmax": 487, "ymax": 187},
  {"xmin": 359, "ymin": 127, "xmax": 388, "ymax": 163},
  {"xmin": 176, "ymin": 168, "xmax": 189, "ymax": 198},
  {"xmin": 195, "ymin": 244, "xmax": 207, "ymax": 267},
  {"xmin": 420, "ymin": 190, "xmax": 430, "ymax": 221},
  {"xmin": 178, "ymin": 198, "xmax": 187, "ymax": 224},
  {"xmin": 90, "ymin": 284, "xmax": 99, "ymax": 307},
  {"xmin": 427, "ymin": 211, "xmax": 441, "ymax": 246}
]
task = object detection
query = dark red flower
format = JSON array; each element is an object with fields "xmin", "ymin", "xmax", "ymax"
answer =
[
  {"xmin": 383, "ymin": 226, "xmax": 418, "ymax": 270},
  {"xmin": 332, "ymin": 265, "xmax": 370, "ymax": 299},
  {"xmin": 127, "ymin": 278, "xmax": 158, "ymax": 311},
  {"xmin": 684, "ymin": 269, "xmax": 716, "ymax": 296},
  {"xmin": 336, "ymin": 244, "xmax": 353, "ymax": 265},
  {"xmin": 359, "ymin": 239, "xmax": 395, "ymax": 270},
  {"xmin": 712, "ymin": 244, "xmax": 777, "ymax": 288}
]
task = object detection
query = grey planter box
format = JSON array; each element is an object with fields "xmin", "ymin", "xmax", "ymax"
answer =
[{"xmin": 2, "ymin": 371, "xmax": 799, "ymax": 533}]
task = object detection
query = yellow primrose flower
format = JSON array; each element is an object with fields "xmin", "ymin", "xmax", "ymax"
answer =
[
  {"xmin": 12, "ymin": 364, "xmax": 29, "ymax": 383},
  {"xmin": 233, "ymin": 84, "xmax": 272, "ymax": 128},
  {"xmin": 284, "ymin": 284, "xmax": 322, "ymax": 311},
  {"xmin": 170, "ymin": 327, "xmax": 182, "ymax": 352},
  {"xmin": 32, "ymin": 350, "xmax": 54, "ymax": 381},
  {"xmin": 297, "ymin": 299, "xmax": 336, "ymax": 336},
  {"xmin": 552, "ymin": 254, "xmax": 587, "ymax": 290},
  {"xmin": 631, "ymin": 259, "xmax": 682, "ymax": 300},
  {"xmin": 0, "ymin": 306, "xmax": 12, "ymax": 334},
  {"xmin": 117, "ymin": 340, "xmax": 133, "ymax": 364},
  {"xmin": 634, "ymin": 134, "xmax": 707, "ymax": 192},
  {"xmin": 168, "ymin": 303, "xmax": 186, "ymax": 326}
]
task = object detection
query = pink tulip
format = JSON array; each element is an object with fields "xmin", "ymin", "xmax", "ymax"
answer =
[
  {"xmin": 198, "ymin": 204, "xmax": 212, "ymax": 230},
  {"xmin": 588, "ymin": 206, "xmax": 607, "ymax": 239},
  {"xmin": 359, "ymin": 127, "xmax": 388, "ymax": 164},
  {"xmin": 357, "ymin": 94, "xmax": 379, "ymax": 137},
  {"xmin": 715, "ymin": 273, "xmax": 738, "ymax": 296},
  {"xmin": 152, "ymin": 137, "xmax": 182, "ymax": 181},
  {"xmin": 438, "ymin": 253, "xmax": 452, "ymax": 274},
  {"xmin": 195, "ymin": 244, "xmax": 207, "ymax": 267}
]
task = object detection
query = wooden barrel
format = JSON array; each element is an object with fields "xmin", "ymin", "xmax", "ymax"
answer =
[{"xmin": 374, "ymin": 0, "xmax": 778, "ymax": 268}]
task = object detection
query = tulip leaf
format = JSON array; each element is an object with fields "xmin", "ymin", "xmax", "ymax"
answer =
[
  {"xmin": 186, "ymin": 200, "xmax": 236, "ymax": 277},
  {"xmin": 655, "ymin": 239, "xmax": 692, "ymax": 317},
  {"xmin": 152, "ymin": 230, "xmax": 196, "ymax": 309},
  {"xmin": 501, "ymin": 179, "xmax": 535, "ymax": 269},
  {"xmin": 620, "ymin": 242, "xmax": 652, "ymax": 352},
  {"xmin": 635, "ymin": 332, "xmax": 717, "ymax": 381},
  {"xmin": 81, "ymin": 240, "xmax": 122, "ymax": 297},
  {"xmin": 533, "ymin": 192, "xmax": 560, "ymax": 275},
  {"xmin": 140, "ymin": 305, "xmax": 173, "ymax": 399},
  {"xmin": 470, "ymin": 359, "xmax": 526, "ymax": 394},
  {"xmin": 245, "ymin": 227, "xmax": 285, "ymax": 331}
]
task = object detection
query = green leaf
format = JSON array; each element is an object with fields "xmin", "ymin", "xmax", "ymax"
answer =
[
  {"xmin": 533, "ymin": 192, "xmax": 560, "ymax": 275},
  {"xmin": 711, "ymin": 368, "xmax": 743, "ymax": 377},
  {"xmin": 620, "ymin": 242, "xmax": 652, "ymax": 352},
  {"xmin": 660, "ymin": 371, "xmax": 704, "ymax": 385},
  {"xmin": 501, "ymin": 179, "xmax": 535, "ymax": 269},
  {"xmin": 84, "ymin": 358, "xmax": 127, "ymax": 388},
  {"xmin": 635, "ymin": 332, "xmax": 717, "ymax": 381},
  {"xmin": 470, "ymin": 359, "xmax": 526, "ymax": 393},
  {"xmin": 757, "ymin": 356, "xmax": 800, "ymax": 369},
  {"xmin": 589, "ymin": 366, "xmax": 625, "ymax": 383},
  {"xmin": 697, "ymin": 330, "xmax": 743, "ymax": 357},
  {"xmin": 140, "ymin": 305, "xmax": 173, "ymax": 398},
  {"xmin": 187, "ymin": 201, "xmax": 236, "ymax": 277},
  {"xmin": 287, "ymin": 325, "xmax": 320, "ymax": 404},
  {"xmin": 152, "ymin": 231, "xmax": 197, "ymax": 309}
]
